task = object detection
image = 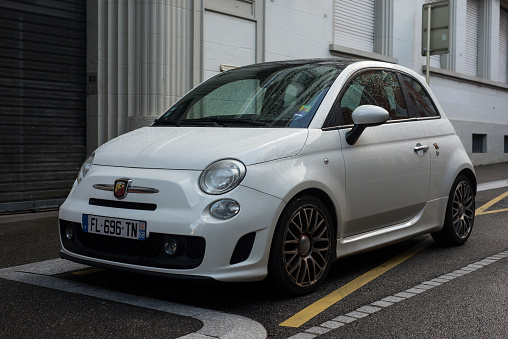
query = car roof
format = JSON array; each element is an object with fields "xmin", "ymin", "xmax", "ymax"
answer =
[
  {"xmin": 227, "ymin": 58, "xmax": 424, "ymax": 81},
  {"xmin": 229, "ymin": 58, "xmax": 363, "ymax": 71}
]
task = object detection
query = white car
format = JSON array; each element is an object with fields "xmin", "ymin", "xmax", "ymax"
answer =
[{"xmin": 59, "ymin": 59, "xmax": 476, "ymax": 295}]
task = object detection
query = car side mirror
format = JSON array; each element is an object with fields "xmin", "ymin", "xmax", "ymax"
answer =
[{"xmin": 345, "ymin": 105, "xmax": 389, "ymax": 145}]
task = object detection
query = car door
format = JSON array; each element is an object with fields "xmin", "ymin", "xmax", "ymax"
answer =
[{"xmin": 337, "ymin": 69, "xmax": 431, "ymax": 238}]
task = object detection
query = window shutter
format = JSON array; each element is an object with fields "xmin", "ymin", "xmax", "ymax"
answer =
[
  {"xmin": 334, "ymin": 0, "xmax": 375, "ymax": 52},
  {"xmin": 465, "ymin": 0, "xmax": 479, "ymax": 77},
  {"xmin": 499, "ymin": 8, "xmax": 508, "ymax": 83}
]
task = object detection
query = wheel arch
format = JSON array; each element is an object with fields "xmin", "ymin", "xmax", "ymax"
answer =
[{"xmin": 458, "ymin": 168, "xmax": 477, "ymax": 196}]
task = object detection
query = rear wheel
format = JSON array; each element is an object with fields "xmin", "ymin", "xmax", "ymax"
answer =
[
  {"xmin": 432, "ymin": 175, "xmax": 475, "ymax": 246},
  {"xmin": 269, "ymin": 196, "xmax": 335, "ymax": 295}
]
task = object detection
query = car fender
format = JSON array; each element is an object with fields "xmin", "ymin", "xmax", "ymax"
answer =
[{"xmin": 241, "ymin": 130, "xmax": 346, "ymax": 238}]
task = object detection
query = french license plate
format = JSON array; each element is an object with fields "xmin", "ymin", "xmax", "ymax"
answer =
[{"xmin": 82, "ymin": 215, "xmax": 146, "ymax": 240}]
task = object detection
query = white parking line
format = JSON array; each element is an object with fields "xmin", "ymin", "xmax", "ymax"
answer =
[
  {"xmin": 287, "ymin": 250, "xmax": 508, "ymax": 339},
  {"xmin": 477, "ymin": 179, "xmax": 508, "ymax": 192},
  {"xmin": 0, "ymin": 259, "xmax": 267, "ymax": 339}
]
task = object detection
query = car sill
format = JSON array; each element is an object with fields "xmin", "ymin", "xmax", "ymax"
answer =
[{"xmin": 340, "ymin": 207, "xmax": 426, "ymax": 245}]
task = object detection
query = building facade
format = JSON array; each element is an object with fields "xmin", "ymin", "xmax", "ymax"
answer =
[{"xmin": 2, "ymin": 0, "xmax": 508, "ymax": 211}]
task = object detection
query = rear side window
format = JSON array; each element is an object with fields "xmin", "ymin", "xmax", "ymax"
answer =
[
  {"xmin": 402, "ymin": 75, "xmax": 440, "ymax": 118},
  {"xmin": 340, "ymin": 70, "xmax": 408, "ymax": 125}
]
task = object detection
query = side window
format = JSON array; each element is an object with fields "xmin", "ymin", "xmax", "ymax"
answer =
[
  {"xmin": 402, "ymin": 75, "xmax": 440, "ymax": 118},
  {"xmin": 340, "ymin": 70, "xmax": 408, "ymax": 125}
]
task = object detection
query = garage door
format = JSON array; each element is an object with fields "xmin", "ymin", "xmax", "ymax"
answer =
[{"xmin": 0, "ymin": 0, "xmax": 86, "ymax": 212}]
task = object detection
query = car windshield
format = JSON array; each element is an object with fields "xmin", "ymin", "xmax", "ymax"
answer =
[{"xmin": 154, "ymin": 62, "xmax": 343, "ymax": 128}]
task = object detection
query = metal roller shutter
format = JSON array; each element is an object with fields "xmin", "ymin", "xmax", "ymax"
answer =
[
  {"xmin": 499, "ymin": 8, "xmax": 508, "ymax": 83},
  {"xmin": 0, "ymin": 0, "xmax": 86, "ymax": 212},
  {"xmin": 334, "ymin": 0, "xmax": 375, "ymax": 52},
  {"xmin": 465, "ymin": 0, "xmax": 479, "ymax": 77}
]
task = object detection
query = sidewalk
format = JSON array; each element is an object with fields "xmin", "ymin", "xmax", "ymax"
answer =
[{"xmin": 474, "ymin": 161, "xmax": 508, "ymax": 184}]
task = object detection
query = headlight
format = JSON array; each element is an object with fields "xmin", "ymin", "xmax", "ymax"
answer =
[
  {"xmin": 210, "ymin": 199, "xmax": 240, "ymax": 219},
  {"xmin": 199, "ymin": 159, "xmax": 246, "ymax": 195},
  {"xmin": 77, "ymin": 153, "xmax": 95, "ymax": 184}
]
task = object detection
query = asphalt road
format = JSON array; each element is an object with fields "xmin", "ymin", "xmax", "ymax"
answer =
[{"xmin": 1, "ymin": 162, "xmax": 507, "ymax": 338}]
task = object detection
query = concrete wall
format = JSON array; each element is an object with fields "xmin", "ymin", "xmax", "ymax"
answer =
[{"xmin": 87, "ymin": 0, "xmax": 194, "ymax": 153}]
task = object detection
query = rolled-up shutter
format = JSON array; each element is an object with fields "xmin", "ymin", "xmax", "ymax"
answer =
[
  {"xmin": 334, "ymin": 0, "xmax": 375, "ymax": 52},
  {"xmin": 465, "ymin": 0, "xmax": 479, "ymax": 77},
  {"xmin": 499, "ymin": 8, "xmax": 508, "ymax": 83},
  {"xmin": 0, "ymin": 0, "xmax": 86, "ymax": 212}
]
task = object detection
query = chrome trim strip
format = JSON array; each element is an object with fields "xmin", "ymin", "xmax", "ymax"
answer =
[
  {"xmin": 129, "ymin": 187, "xmax": 160, "ymax": 194},
  {"xmin": 92, "ymin": 184, "xmax": 159, "ymax": 194},
  {"xmin": 340, "ymin": 206, "xmax": 426, "ymax": 245},
  {"xmin": 92, "ymin": 184, "xmax": 114, "ymax": 191}
]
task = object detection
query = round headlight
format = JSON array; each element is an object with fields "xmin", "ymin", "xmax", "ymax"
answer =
[
  {"xmin": 77, "ymin": 153, "xmax": 95, "ymax": 184},
  {"xmin": 199, "ymin": 159, "xmax": 246, "ymax": 195},
  {"xmin": 210, "ymin": 199, "xmax": 240, "ymax": 219}
]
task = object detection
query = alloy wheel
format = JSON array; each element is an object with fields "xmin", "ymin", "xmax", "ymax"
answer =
[{"xmin": 282, "ymin": 204, "xmax": 332, "ymax": 288}]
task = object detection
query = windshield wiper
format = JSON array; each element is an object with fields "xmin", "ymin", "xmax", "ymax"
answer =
[
  {"xmin": 153, "ymin": 117, "xmax": 271, "ymax": 127},
  {"xmin": 191, "ymin": 117, "xmax": 271, "ymax": 127},
  {"xmin": 152, "ymin": 118, "xmax": 219, "ymax": 126}
]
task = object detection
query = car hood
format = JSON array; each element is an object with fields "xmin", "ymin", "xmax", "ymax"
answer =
[{"xmin": 93, "ymin": 127, "xmax": 309, "ymax": 170}]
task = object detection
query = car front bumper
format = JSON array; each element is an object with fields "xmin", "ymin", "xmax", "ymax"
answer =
[{"xmin": 59, "ymin": 165, "xmax": 286, "ymax": 282}]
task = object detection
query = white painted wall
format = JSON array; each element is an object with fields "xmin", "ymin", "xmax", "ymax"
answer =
[
  {"xmin": 203, "ymin": 11, "xmax": 256, "ymax": 79},
  {"xmin": 264, "ymin": 0, "xmax": 332, "ymax": 61}
]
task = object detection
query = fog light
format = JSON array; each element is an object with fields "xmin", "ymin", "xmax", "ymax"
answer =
[
  {"xmin": 164, "ymin": 240, "xmax": 178, "ymax": 256},
  {"xmin": 210, "ymin": 199, "xmax": 240, "ymax": 219},
  {"xmin": 65, "ymin": 226, "xmax": 74, "ymax": 240}
]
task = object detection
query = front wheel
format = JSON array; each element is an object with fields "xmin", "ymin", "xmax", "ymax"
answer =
[
  {"xmin": 432, "ymin": 175, "xmax": 475, "ymax": 246},
  {"xmin": 268, "ymin": 196, "xmax": 335, "ymax": 295}
]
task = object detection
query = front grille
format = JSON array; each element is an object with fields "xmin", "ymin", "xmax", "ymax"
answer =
[
  {"xmin": 230, "ymin": 232, "xmax": 256, "ymax": 265},
  {"xmin": 60, "ymin": 219, "xmax": 205, "ymax": 269},
  {"xmin": 79, "ymin": 231, "xmax": 162, "ymax": 258},
  {"xmin": 89, "ymin": 198, "xmax": 157, "ymax": 211}
]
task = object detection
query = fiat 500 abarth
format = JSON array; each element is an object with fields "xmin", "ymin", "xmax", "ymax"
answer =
[{"xmin": 59, "ymin": 59, "xmax": 476, "ymax": 295}]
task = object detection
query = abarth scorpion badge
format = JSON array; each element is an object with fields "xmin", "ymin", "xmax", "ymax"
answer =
[{"xmin": 114, "ymin": 178, "xmax": 132, "ymax": 199}]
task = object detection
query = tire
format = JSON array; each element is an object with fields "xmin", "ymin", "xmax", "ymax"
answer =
[
  {"xmin": 432, "ymin": 175, "xmax": 475, "ymax": 246},
  {"xmin": 268, "ymin": 196, "xmax": 335, "ymax": 296}
]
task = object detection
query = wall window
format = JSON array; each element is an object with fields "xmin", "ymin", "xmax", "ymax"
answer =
[
  {"xmin": 504, "ymin": 136, "xmax": 508, "ymax": 153},
  {"xmin": 332, "ymin": 0, "xmax": 394, "ymax": 61},
  {"xmin": 472, "ymin": 133, "xmax": 486, "ymax": 153},
  {"xmin": 334, "ymin": 0, "xmax": 375, "ymax": 52},
  {"xmin": 500, "ymin": 8, "xmax": 508, "ymax": 83},
  {"xmin": 465, "ymin": 0, "xmax": 479, "ymax": 77}
]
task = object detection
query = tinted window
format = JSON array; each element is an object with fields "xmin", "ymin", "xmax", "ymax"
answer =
[
  {"xmin": 340, "ymin": 70, "xmax": 408, "ymax": 125},
  {"xmin": 402, "ymin": 75, "xmax": 439, "ymax": 118}
]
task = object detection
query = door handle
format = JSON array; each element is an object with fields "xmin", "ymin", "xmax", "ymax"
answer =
[{"xmin": 414, "ymin": 143, "xmax": 429, "ymax": 155}]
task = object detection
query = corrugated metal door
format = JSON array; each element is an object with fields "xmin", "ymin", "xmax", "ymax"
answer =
[
  {"xmin": 499, "ymin": 8, "xmax": 508, "ymax": 83},
  {"xmin": 465, "ymin": 0, "xmax": 479, "ymax": 77},
  {"xmin": 334, "ymin": 0, "xmax": 375, "ymax": 52},
  {"xmin": 0, "ymin": 1, "xmax": 86, "ymax": 212}
]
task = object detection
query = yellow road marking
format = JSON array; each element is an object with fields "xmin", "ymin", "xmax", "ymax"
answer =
[
  {"xmin": 72, "ymin": 268, "xmax": 106, "ymax": 276},
  {"xmin": 475, "ymin": 190, "xmax": 508, "ymax": 216},
  {"xmin": 280, "ymin": 237, "xmax": 434, "ymax": 328},
  {"xmin": 476, "ymin": 208, "xmax": 508, "ymax": 215}
]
